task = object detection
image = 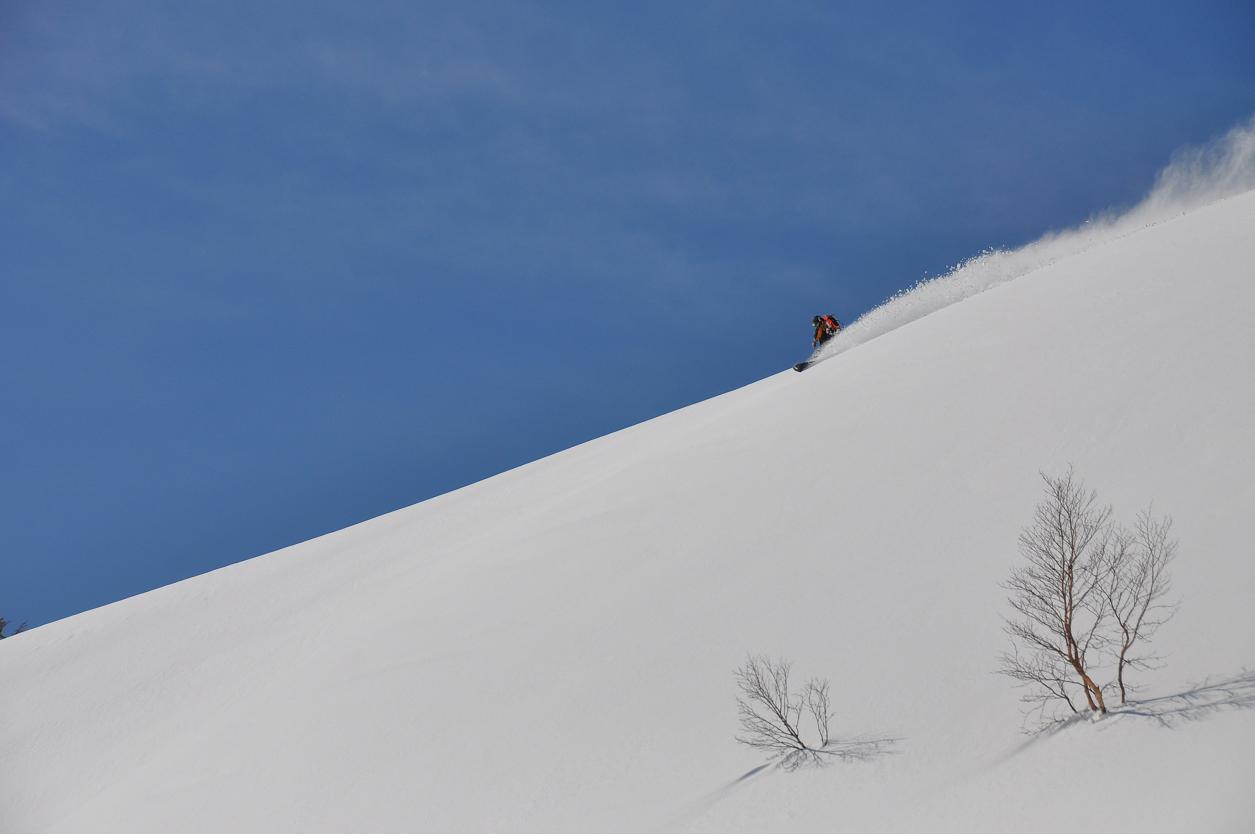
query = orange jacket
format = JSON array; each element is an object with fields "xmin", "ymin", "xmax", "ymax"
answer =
[{"xmin": 814, "ymin": 315, "xmax": 841, "ymax": 345}]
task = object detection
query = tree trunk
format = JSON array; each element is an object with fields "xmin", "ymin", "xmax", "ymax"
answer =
[
  {"xmin": 1068, "ymin": 656, "xmax": 1107, "ymax": 714},
  {"xmin": 1079, "ymin": 668, "xmax": 1107, "ymax": 714}
]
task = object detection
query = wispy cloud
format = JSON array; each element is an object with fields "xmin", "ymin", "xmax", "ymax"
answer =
[
  {"xmin": 0, "ymin": 2, "xmax": 519, "ymax": 128},
  {"xmin": 7, "ymin": 1, "xmax": 1249, "ymax": 325}
]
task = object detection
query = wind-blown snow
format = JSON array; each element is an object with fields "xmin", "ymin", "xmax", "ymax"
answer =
[
  {"xmin": 824, "ymin": 116, "xmax": 1255, "ymax": 359},
  {"xmin": 2, "ymin": 145, "xmax": 1254, "ymax": 833}
]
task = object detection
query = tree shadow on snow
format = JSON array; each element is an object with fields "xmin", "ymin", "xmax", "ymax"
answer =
[
  {"xmin": 1109, "ymin": 668, "xmax": 1255, "ymax": 727},
  {"xmin": 999, "ymin": 668, "xmax": 1255, "ymax": 766}
]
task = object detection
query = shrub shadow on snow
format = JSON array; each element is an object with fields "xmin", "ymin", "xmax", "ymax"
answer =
[
  {"xmin": 730, "ymin": 761, "xmax": 774, "ymax": 784},
  {"xmin": 773, "ymin": 735, "xmax": 902, "ymax": 772},
  {"xmin": 658, "ymin": 736, "xmax": 902, "ymax": 832}
]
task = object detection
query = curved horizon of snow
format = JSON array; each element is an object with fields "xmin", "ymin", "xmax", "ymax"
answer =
[{"xmin": 823, "ymin": 114, "xmax": 1255, "ymax": 359}]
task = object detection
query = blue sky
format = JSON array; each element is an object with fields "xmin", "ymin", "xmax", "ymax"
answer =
[{"xmin": 4, "ymin": 0, "xmax": 1254, "ymax": 628}]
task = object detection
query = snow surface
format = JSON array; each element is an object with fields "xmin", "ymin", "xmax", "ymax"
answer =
[{"xmin": 4, "ymin": 180, "xmax": 1255, "ymax": 832}]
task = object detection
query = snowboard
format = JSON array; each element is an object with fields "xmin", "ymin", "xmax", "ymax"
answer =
[{"xmin": 794, "ymin": 336, "xmax": 836, "ymax": 372}]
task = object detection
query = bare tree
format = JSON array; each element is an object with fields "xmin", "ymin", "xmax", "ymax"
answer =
[
  {"xmin": 1001, "ymin": 471, "xmax": 1182, "ymax": 725},
  {"xmin": 1097, "ymin": 510, "xmax": 1177, "ymax": 704},
  {"xmin": 735, "ymin": 655, "xmax": 833, "ymax": 767},
  {"xmin": 1000, "ymin": 471, "xmax": 1111, "ymax": 717},
  {"xmin": 0, "ymin": 617, "xmax": 27, "ymax": 639}
]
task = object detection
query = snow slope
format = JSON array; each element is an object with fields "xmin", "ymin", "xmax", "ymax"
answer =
[{"xmin": 4, "ymin": 192, "xmax": 1255, "ymax": 834}]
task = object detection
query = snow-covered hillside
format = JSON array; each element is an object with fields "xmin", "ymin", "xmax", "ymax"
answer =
[{"xmin": 4, "ymin": 192, "xmax": 1255, "ymax": 832}]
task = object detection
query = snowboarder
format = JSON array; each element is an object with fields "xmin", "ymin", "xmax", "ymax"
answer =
[
  {"xmin": 812, "ymin": 314, "xmax": 841, "ymax": 348},
  {"xmin": 793, "ymin": 313, "xmax": 844, "ymax": 372}
]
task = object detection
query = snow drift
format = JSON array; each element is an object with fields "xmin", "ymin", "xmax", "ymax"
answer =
[
  {"xmin": 824, "ymin": 116, "xmax": 1255, "ymax": 358},
  {"xmin": 3, "ymin": 148, "xmax": 1255, "ymax": 833}
]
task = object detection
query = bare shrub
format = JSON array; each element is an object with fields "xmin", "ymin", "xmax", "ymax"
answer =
[
  {"xmin": 804, "ymin": 677, "xmax": 832, "ymax": 749},
  {"xmin": 1000, "ymin": 470, "xmax": 1178, "ymax": 724},
  {"xmin": 735, "ymin": 655, "xmax": 833, "ymax": 768}
]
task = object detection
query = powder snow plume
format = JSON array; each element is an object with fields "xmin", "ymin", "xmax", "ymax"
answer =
[{"xmin": 823, "ymin": 115, "xmax": 1255, "ymax": 358}]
